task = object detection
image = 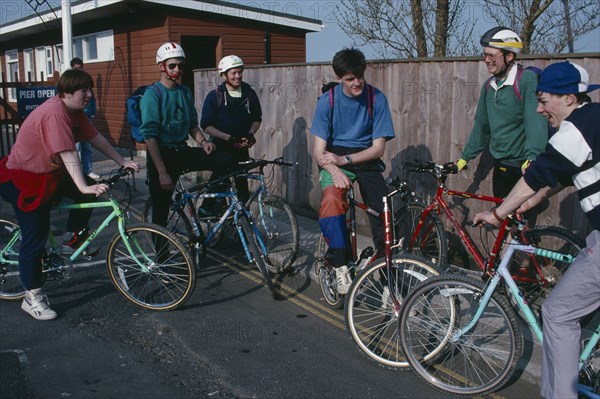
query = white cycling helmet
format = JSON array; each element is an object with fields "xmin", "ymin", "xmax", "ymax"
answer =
[
  {"xmin": 156, "ymin": 42, "xmax": 186, "ymax": 64},
  {"xmin": 480, "ymin": 26, "xmax": 523, "ymax": 54},
  {"xmin": 218, "ymin": 55, "xmax": 245, "ymax": 75}
]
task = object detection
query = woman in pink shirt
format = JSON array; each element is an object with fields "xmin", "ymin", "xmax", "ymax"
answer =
[{"xmin": 0, "ymin": 68, "xmax": 139, "ymax": 320}]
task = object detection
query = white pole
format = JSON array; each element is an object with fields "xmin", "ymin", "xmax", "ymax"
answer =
[{"xmin": 61, "ymin": 0, "xmax": 73, "ymax": 72}]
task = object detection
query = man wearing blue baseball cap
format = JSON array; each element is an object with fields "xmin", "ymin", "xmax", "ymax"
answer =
[{"xmin": 474, "ymin": 61, "xmax": 599, "ymax": 399}]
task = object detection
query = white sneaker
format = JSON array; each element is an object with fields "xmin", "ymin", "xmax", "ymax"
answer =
[
  {"xmin": 21, "ymin": 288, "xmax": 57, "ymax": 320},
  {"xmin": 87, "ymin": 172, "xmax": 101, "ymax": 180},
  {"xmin": 335, "ymin": 265, "xmax": 352, "ymax": 295}
]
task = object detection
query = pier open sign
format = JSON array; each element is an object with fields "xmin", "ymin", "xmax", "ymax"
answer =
[{"xmin": 17, "ymin": 86, "xmax": 57, "ymax": 118}]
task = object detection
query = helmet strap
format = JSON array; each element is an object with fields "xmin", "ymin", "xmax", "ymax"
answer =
[{"xmin": 160, "ymin": 61, "xmax": 181, "ymax": 82}]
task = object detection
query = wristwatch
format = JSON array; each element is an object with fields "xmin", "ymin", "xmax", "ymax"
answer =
[{"xmin": 344, "ymin": 155, "xmax": 353, "ymax": 165}]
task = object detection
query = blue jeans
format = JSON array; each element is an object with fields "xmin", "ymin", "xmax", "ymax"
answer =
[{"xmin": 0, "ymin": 177, "xmax": 97, "ymax": 290}]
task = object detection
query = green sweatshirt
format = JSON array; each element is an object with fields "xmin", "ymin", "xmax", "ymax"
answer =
[
  {"xmin": 139, "ymin": 82, "xmax": 198, "ymax": 148},
  {"xmin": 461, "ymin": 64, "xmax": 548, "ymax": 167}
]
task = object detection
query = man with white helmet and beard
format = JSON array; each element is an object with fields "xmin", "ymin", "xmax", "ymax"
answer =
[
  {"xmin": 457, "ymin": 27, "xmax": 548, "ymax": 199},
  {"xmin": 201, "ymin": 55, "xmax": 262, "ymax": 205},
  {"xmin": 140, "ymin": 42, "xmax": 235, "ymax": 228}
]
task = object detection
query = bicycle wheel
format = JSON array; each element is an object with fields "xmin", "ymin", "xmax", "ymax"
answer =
[
  {"xmin": 345, "ymin": 254, "xmax": 441, "ymax": 368},
  {"xmin": 238, "ymin": 215, "xmax": 277, "ymax": 297},
  {"xmin": 106, "ymin": 222, "xmax": 196, "ymax": 311},
  {"xmin": 0, "ymin": 216, "xmax": 24, "ymax": 300},
  {"xmin": 508, "ymin": 225, "xmax": 585, "ymax": 325},
  {"xmin": 400, "ymin": 274, "xmax": 523, "ymax": 396},
  {"xmin": 316, "ymin": 234, "xmax": 344, "ymax": 309},
  {"xmin": 395, "ymin": 202, "xmax": 448, "ymax": 266},
  {"xmin": 251, "ymin": 195, "xmax": 299, "ymax": 273}
]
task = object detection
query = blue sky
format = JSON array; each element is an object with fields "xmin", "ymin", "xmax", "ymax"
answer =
[{"xmin": 2, "ymin": 0, "xmax": 598, "ymax": 62}]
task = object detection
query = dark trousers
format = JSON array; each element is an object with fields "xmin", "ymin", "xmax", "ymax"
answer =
[
  {"xmin": 492, "ymin": 161, "xmax": 523, "ymax": 198},
  {"xmin": 206, "ymin": 145, "xmax": 250, "ymax": 206},
  {"xmin": 147, "ymin": 146, "xmax": 236, "ymax": 227},
  {"xmin": 0, "ymin": 177, "xmax": 96, "ymax": 290}
]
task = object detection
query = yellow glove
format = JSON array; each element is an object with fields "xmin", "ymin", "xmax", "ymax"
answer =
[
  {"xmin": 521, "ymin": 159, "xmax": 532, "ymax": 173},
  {"xmin": 456, "ymin": 159, "xmax": 468, "ymax": 171}
]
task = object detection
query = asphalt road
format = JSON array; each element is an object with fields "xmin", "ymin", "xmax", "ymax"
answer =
[
  {"xmin": 0, "ymin": 244, "xmax": 542, "ymax": 398},
  {"xmin": 0, "ymin": 162, "xmax": 543, "ymax": 399}
]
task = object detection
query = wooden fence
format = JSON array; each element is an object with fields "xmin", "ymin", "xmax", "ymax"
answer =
[{"xmin": 194, "ymin": 54, "xmax": 599, "ymax": 244}]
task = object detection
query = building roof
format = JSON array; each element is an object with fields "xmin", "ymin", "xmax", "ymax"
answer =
[{"xmin": 0, "ymin": 0, "xmax": 323, "ymax": 42}]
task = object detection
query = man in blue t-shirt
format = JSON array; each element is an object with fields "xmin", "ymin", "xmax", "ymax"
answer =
[
  {"xmin": 311, "ymin": 48, "xmax": 395, "ymax": 295},
  {"xmin": 475, "ymin": 61, "xmax": 599, "ymax": 399}
]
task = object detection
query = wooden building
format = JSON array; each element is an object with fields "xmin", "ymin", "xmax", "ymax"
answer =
[{"xmin": 0, "ymin": 0, "xmax": 322, "ymax": 149}]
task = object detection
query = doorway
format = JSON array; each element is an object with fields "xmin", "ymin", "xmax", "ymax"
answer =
[{"xmin": 181, "ymin": 36, "xmax": 219, "ymax": 98}]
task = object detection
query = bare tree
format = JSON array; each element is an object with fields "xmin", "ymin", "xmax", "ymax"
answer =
[
  {"xmin": 480, "ymin": 0, "xmax": 600, "ymax": 54},
  {"xmin": 337, "ymin": 0, "xmax": 598, "ymax": 58},
  {"xmin": 337, "ymin": 0, "xmax": 479, "ymax": 58}
]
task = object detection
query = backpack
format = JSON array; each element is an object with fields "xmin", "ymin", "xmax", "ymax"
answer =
[
  {"xmin": 126, "ymin": 82, "xmax": 163, "ymax": 143},
  {"xmin": 485, "ymin": 64, "xmax": 542, "ymax": 102},
  {"xmin": 320, "ymin": 82, "xmax": 376, "ymax": 126}
]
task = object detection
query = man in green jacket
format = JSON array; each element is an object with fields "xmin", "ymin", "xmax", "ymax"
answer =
[{"xmin": 457, "ymin": 27, "xmax": 548, "ymax": 198}]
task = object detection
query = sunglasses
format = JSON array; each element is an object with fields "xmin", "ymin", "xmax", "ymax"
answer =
[{"xmin": 167, "ymin": 63, "xmax": 185, "ymax": 70}]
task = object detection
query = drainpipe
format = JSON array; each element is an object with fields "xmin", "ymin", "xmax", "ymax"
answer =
[{"xmin": 61, "ymin": 0, "xmax": 73, "ymax": 72}]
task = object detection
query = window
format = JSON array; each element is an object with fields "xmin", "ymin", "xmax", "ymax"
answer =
[
  {"xmin": 72, "ymin": 30, "xmax": 114, "ymax": 63},
  {"xmin": 45, "ymin": 47, "xmax": 53, "ymax": 77},
  {"xmin": 55, "ymin": 45, "xmax": 63, "ymax": 72},
  {"xmin": 23, "ymin": 49, "xmax": 34, "ymax": 81},
  {"xmin": 35, "ymin": 46, "xmax": 53, "ymax": 80},
  {"xmin": 5, "ymin": 50, "xmax": 19, "ymax": 101}
]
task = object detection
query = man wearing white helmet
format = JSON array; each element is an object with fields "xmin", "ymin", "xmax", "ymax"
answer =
[
  {"xmin": 457, "ymin": 27, "xmax": 548, "ymax": 200},
  {"xmin": 140, "ymin": 42, "xmax": 235, "ymax": 228},
  {"xmin": 200, "ymin": 55, "xmax": 262, "ymax": 204}
]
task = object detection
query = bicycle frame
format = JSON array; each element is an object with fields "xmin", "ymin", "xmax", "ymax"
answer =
[
  {"xmin": 320, "ymin": 180, "xmax": 412, "ymax": 273},
  {"xmin": 417, "ymin": 186, "xmax": 505, "ymax": 272},
  {"xmin": 410, "ymin": 164, "xmax": 556, "ymax": 287},
  {"xmin": 180, "ymin": 184, "xmax": 269, "ymax": 265},
  {"xmin": 48, "ymin": 194, "xmax": 152, "ymax": 273},
  {"xmin": 450, "ymin": 241, "xmax": 598, "ymax": 376}
]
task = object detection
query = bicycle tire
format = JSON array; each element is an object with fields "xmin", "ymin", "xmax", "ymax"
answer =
[
  {"xmin": 400, "ymin": 274, "xmax": 523, "ymax": 396},
  {"xmin": 316, "ymin": 233, "xmax": 344, "ymax": 309},
  {"xmin": 106, "ymin": 222, "xmax": 196, "ymax": 311},
  {"xmin": 238, "ymin": 215, "xmax": 277, "ymax": 297},
  {"xmin": 251, "ymin": 195, "xmax": 299, "ymax": 273},
  {"xmin": 395, "ymin": 202, "xmax": 448, "ymax": 266},
  {"xmin": 507, "ymin": 225, "xmax": 585, "ymax": 326},
  {"xmin": 0, "ymin": 216, "xmax": 24, "ymax": 300},
  {"xmin": 345, "ymin": 254, "xmax": 441, "ymax": 369}
]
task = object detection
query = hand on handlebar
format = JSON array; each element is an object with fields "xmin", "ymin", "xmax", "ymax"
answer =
[
  {"xmin": 473, "ymin": 209, "xmax": 503, "ymax": 228},
  {"xmin": 456, "ymin": 159, "xmax": 468, "ymax": 171},
  {"xmin": 121, "ymin": 160, "xmax": 140, "ymax": 173}
]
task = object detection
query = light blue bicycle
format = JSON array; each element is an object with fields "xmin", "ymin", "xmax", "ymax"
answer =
[{"xmin": 399, "ymin": 217, "xmax": 599, "ymax": 397}]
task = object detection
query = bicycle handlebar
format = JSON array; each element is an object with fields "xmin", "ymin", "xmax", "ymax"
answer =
[
  {"xmin": 186, "ymin": 157, "xmax": 296, "ymax": 193},
  {"xmin": 236, "ymin": 157, "xmax": 296, "ymax": 171},
  {"xmin": 401, "ymin": 160, "xmax": 460, "ymax": 181},
  {"xmin": 98, "ymin": 167, "xmax": 135, "ymax": 188}
]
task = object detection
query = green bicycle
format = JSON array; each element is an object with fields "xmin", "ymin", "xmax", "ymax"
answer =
[{"xmin": 0, "ymin": 168, "xmax": 196, "ymax": 311}]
